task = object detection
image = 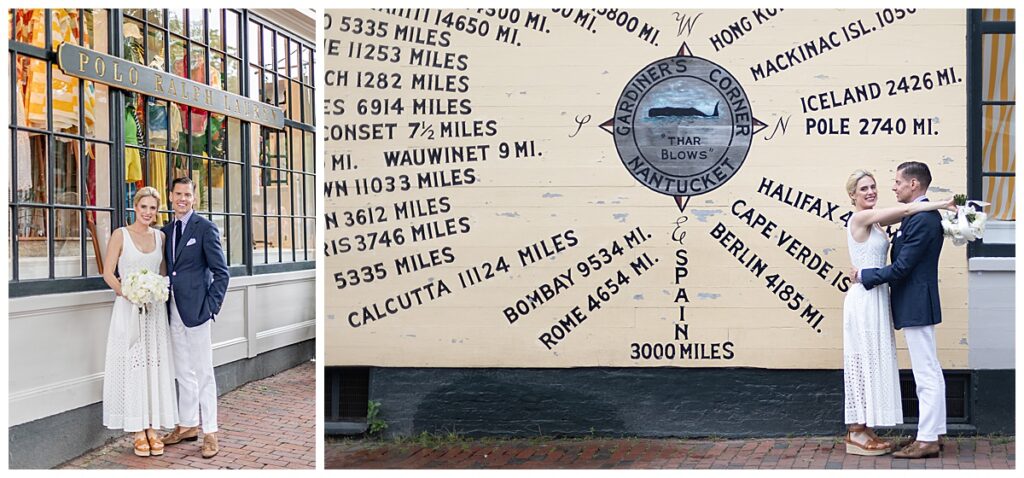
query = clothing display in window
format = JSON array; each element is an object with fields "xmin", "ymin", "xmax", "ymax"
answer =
[
  {"xmin": 209, "ymin": 153, "xmax": 225, "ymax": 189},
  {"xmin": 11, "ymin": 7, "xmax": 315, "ymax": 281},
  {"xmin": 16, "ymin": 9, "xmax": 95, "ymax": 133},
  {"xmin": 124, "ymin": 108, "xmax": 143, "ymax": 183},
  {"xmin": 147, "ymin": 98, "xmax": 169, "ymax": 145},
  {"xmin": 148, "ymin": 151, "xmax": 168, "ymax": 226},
  {"xmin": 14, "ymin": 8, "xmax": 99, "ymax": 235},
  {"xmin": 169, "ymin": 103, "xmax": 184, "ymax": 150},
  {"xmin": 15, "ymin": 86, "xmax": 32, "ymax": 192},
  {"xmin": 84, "ymin": 144, "xmax": 98, "ymax": 220}
]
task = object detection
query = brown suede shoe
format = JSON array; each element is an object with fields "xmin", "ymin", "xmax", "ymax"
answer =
[
  {"xmin": 894, "ymin": 437, "xmax": 946, "ymax": 452},
  {"xmin": 201, "ymin": 433, "xmax": 219, "ymax": 459},
  {"xmin": 892, "ymin": 440, "xmax": 941, "ymax": 459},
  {"xmin": 162, "ymin": 426, "xmax": 199, "ymax": 445}
]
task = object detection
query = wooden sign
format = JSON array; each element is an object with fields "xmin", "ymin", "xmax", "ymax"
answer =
[{"xmin": 324, "ymin": 9, "xmax": 969, "ymax": 369}]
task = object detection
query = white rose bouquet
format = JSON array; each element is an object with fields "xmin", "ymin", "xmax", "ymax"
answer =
[
  {"xmin": 122, "ymin": 268, "xmax": 170, "ymax": 309},
  {"xmin": 940, "ymin": 194, "xmax": 990, "ymax": 246},
  {"xmin": 121, "ymin": 269, "xmax": 169, "ymax": 347}
]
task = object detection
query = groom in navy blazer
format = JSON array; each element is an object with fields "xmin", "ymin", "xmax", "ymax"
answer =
[
  {"xmin": 855, "ymin": 161, "xmax": 945, "ymax": 459},
  {"xmin": 161, "ymin": 176, "xmax": 229, "ymax": 458}
]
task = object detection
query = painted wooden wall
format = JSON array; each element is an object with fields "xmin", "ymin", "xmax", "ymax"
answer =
[{"xmin": 324, "ymin": 9, "xmax": 969, "ymax": 369}]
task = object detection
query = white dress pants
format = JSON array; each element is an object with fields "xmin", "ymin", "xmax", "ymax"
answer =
[
  {"xmin": 903, "ymin": 325, "xmax": 946, "ymax": 442},
  {"xmin": 170, "ymin": 296, "xmax": 218, "ymax": 434}
]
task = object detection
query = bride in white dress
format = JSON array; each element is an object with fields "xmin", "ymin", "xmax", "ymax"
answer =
[
  {"xmin": 843, "ymin": 170, "xmax": 953, "ymax": 456},
  {"xmin": 101, "ymin": 187, "xmax": 177, "ymax": 457}
]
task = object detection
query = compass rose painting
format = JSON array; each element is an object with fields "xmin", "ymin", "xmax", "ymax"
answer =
[
  {"xmin": 325, "ymin": 9, "xmax": 971, "ymax": 370},
  {"xmin": 605, "ymin": 52, "xmax": 760, "ymax": 207}
]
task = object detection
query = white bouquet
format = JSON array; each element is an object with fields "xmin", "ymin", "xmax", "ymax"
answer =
[
  {"xmin": 940, "ymin": 195, "xmax": 990, "ymax": 246},
  {"xmin": 121, "ymin": 268, "xmax": 170, "ymax": 308}
]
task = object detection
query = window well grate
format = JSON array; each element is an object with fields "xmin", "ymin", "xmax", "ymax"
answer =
[
  {"xmin": 900, "ymin": 371, "xmax": 970, "ymax": 424},
  {"xmin": 325, "ymin": 367, "xmax": 369, "ymax": 422}
]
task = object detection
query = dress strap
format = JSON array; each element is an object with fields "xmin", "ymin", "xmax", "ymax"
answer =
[{"xmin": 120, "ymin": 226, "xmax": 137, "ymax": 253}]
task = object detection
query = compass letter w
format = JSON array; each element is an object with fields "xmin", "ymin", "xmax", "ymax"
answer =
[{"xmin": 673, "ymin": 12, "xmax": 703, "ymax": 37}]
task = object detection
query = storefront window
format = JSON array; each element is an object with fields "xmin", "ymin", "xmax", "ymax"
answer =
[
  {"xmin": 249, "ymin": 16, "xmax": 315, "ymax": 265},
  {"xmin": 9, "ymin": 9, "xmax": 113, "ymax": 282},
  {"xmin": 120, "ymin": 8, "xmax": 250, "ymax": 267},
  {"xmin": 9, "ymin": 8, "xmax": 314, "ymax": 294}
]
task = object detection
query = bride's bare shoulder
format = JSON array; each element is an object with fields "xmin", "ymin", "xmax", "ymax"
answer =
[
  {"xmin": 848, "ymin": 209, "xmax": 871, "ymax": 226},
  {"xmin": 104, "ymin": 227, "xmax": 125, "ymax": 256}
]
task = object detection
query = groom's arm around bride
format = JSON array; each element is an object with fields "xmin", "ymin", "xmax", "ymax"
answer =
[{"xmin": 858, "ymin": 194, "xmax": 944, "ymax": 329}]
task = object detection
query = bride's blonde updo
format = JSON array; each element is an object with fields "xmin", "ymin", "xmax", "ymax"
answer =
[
  {"xmin": 133, "ymin": 186, "xmax": 161, "ymax": 206},
  {"xmin": 845, "ymin": 170, "xmax": 875, "ymax": 205}
]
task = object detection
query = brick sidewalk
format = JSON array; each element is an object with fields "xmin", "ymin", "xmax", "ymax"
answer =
[
  {"xmin": 60, "ymin": 362, "xmax": 315, "ymax": 470},
  {"xmin": 326, "ymin": 435, "xmax": 1014, "ymax": 469}
]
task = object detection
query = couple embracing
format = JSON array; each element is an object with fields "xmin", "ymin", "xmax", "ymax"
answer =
[
  {"xmin": 842, "ymin": 162, "xmax": 956, "ymax": 459},
  {"xmin": 100, "ymin": 177, "xmax": 229, "ymax": 458}
]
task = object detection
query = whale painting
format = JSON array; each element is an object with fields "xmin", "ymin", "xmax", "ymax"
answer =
[{"xmin": 648, "ymin": 101, "xmax": 720, "ymax": 118}]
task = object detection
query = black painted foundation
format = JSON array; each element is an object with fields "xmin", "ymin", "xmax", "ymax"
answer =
[{"xmin": 364, "ymin": 368, "xmax": 1014, "ymax": 439}]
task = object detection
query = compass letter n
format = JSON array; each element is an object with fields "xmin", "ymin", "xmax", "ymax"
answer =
[{"xmin": 765, "ymin": 115, "xmax": 791, "ymax": 141}]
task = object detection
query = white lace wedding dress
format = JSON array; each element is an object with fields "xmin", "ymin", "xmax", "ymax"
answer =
[
  {"xmin": 844, "ymin": 223, "xmax": 903, "ymax": 427},
  {"xmin": 102, "ymin": 227, "xmax": 178, "ymax": 431}
]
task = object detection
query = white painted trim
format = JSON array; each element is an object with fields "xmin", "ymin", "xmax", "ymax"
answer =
[
  {"xmin": 9, "ymin": 289, "xmax": 113, "ymax": 314},
  {"xmin": 254, "ymin": 321, "xmax": 315, "ymax": 356},
  {"xmin": 214, "ymin": 336, "xmax": 249, "ymax": 351},
  {"xmin": 981, "ymin": 221, "xmax": 1015, "ymax": 244},
  {"xmin": 9, "ymin": 270, "xmax": 313, "ymax": 313},
  {"xmin": 228, "ymin": 269, "xmax": 314, "ymax": 288},
  {"xmin": 252, "ymin": 9, "xmax": 316, "ymax": 42},
  {"xmin": 246, "ymin": 285, "xmax": 259, "ymax": 359},
  {"xmin": 9, "ymin": 372, "xmax": 104, "ymax": 404},
  {"xmin": 9, "ymin": 372, "xmax": 106, "ymax": 426},
  {"xmin": 9, "ymin": 299, "xmax": 112, "ymax": 318},
  {"xmin": 968, "ymin": 257, "xmax": 1016, "ymax": 272},
  {"xmin": 256, "ymin": 319, "xmax": 316, "ymax": 340}
]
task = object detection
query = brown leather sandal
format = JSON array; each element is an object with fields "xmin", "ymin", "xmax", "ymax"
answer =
[
  {"xmin": 133, "ymin": 433, "xmax": 151, "ymax": 457},
  {"xmin": 845, "ymin": 430, "xmax": 891, "ymax": 456},
  {"xmin": 146, "ymin": 429, "xmax": 165, "ymax": 456},
  {"xmin": 863, "ymin": 428, "xmax": 893, "ymax": 449}
]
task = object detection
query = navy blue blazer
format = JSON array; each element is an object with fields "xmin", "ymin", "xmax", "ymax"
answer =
[
  {"xmin": 163, "ymin": 213, "xmax": 230, "ymax": 327},
  {"xmin": 860, "ymin": 207, "xmax": 944, "ymax": 330}
]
